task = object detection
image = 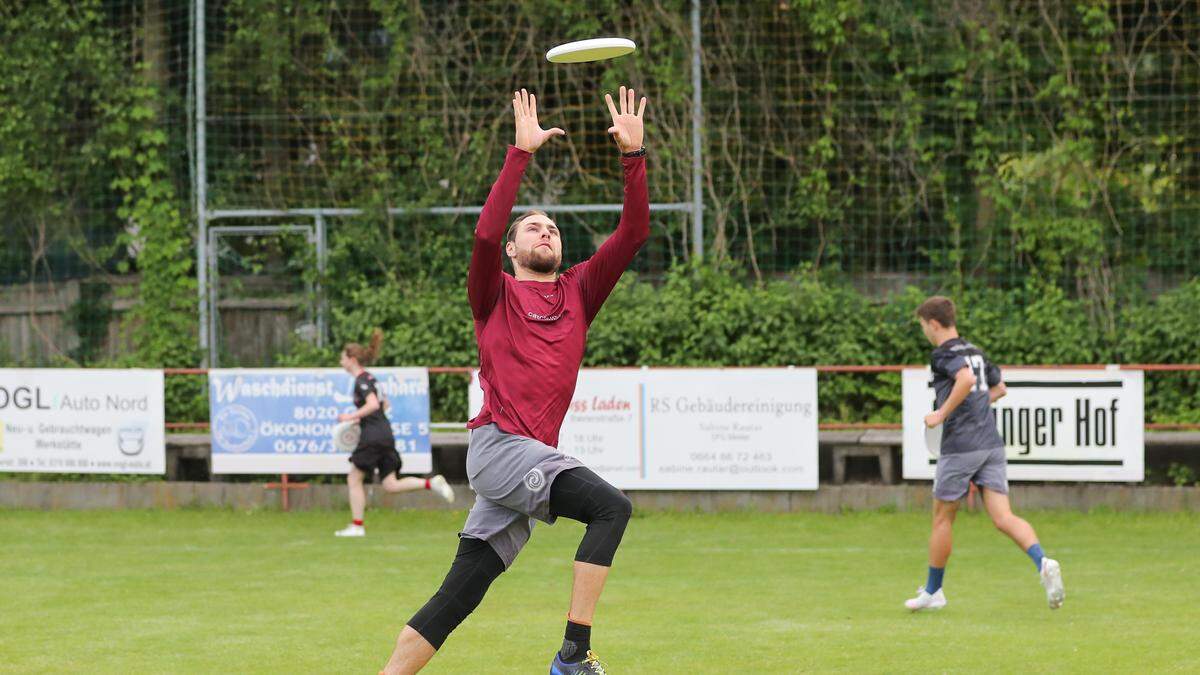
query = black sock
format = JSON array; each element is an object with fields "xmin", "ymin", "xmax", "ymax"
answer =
[{"xmin": 559, "ymin": 620, "xmax": 591, "ymax": 663}]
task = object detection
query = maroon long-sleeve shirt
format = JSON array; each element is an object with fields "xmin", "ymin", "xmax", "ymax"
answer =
[{"xmin": 466, "ymin": 146, "xmax": 649, "ymax": 448}]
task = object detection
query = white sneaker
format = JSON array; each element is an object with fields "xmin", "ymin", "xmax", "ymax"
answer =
[
  {"xmin": 334, "ymin": 524, "xmax": 365, "ymax": 537},
  {"xmin": 1040, "ymin": 557, "xmax": 1065, "ymax": 609},
  {"xmin": 905, "ymin": 587, "xmax": 947, "ymax": 611},
  {"xmin": 429, "ymin": 475, "xmax": 455, "ymax": 504}
]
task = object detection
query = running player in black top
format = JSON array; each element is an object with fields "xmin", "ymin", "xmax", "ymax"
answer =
[
  {"xmin": 334, "ymin": 329, "xmax": 455, "ymax": 537},
  {"xmin": 904, "ymin": 296, "xmax": 1065, "ymax": 611}
]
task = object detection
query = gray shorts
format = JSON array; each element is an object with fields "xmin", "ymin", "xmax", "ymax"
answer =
[
  {"xmin": 933, "ymin": 445, "xmax": 1009, "ymax": 502},
  {"xmin": 461, "ymin": 423, "xmax": 584, "ymax": 568}
]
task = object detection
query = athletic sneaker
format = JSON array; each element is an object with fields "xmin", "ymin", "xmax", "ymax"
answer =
[
  {"xmin": 1040, "ymin": 557, "xmax": 1065, "ymax": 609},
  {"xmin": 905, "ymin": 586, "xmax": 947, "ymax": 611},
  {"xmin": 549, "ymin": 650, "xmax": 608, "ymax": 674},
  {"xmin": 430, "ymin": 474, "xmax": 455, "ymax": 504},
  {"xmin": 334, "ymin": 524, "xmax": 365, "ymax": 537}
]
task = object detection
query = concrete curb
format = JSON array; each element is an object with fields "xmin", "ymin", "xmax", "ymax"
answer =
[{"xmin": 2, "ymin": 481, "xmax": 1198, "ymax": 512}]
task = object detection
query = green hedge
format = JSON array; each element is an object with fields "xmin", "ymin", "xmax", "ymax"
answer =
[{"xmin": 273, "ymin": 265, "xmax": 1200, "ymax": 426}]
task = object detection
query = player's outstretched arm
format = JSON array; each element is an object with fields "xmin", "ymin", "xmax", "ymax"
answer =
[
  {"xmin": 579, "ymin": 86, "xmax": 650, "ymax": 321},
  {"xmin": 468, "ymin": 90, "xmax": 565, "ymax": 320}
]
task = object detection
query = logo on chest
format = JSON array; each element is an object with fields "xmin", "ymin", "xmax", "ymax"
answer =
[{"xmin": 521, "ymin": 288, "xmax": 565, "ymax": 322}]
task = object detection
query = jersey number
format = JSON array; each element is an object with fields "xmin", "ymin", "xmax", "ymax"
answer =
[{"xmin": 968, "ymin": 355, "xmax": 988, "ymax": 393}]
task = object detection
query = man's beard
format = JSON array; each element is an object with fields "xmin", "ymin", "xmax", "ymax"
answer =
[{"xmin": 515, "ymin": 245, "xmax": 560, "ymax": 275}]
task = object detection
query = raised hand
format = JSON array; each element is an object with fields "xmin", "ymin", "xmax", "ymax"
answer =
[
  {"xmin": 512, "ymin": 88, "xmax": 565, "ymax": 154},
  {"xmin": 604, "ymin": 85, "xmax": 647, "ymax": 153}
]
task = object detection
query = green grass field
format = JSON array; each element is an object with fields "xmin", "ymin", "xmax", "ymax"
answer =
[{"xmin": 2, "ymin": 507, "xmax": 1198, "ymax": 673}]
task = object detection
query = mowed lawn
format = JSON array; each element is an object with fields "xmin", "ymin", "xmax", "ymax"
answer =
[{"xmin": 1, "ymin": 506, "xmax": 1198, "ymax": 673}]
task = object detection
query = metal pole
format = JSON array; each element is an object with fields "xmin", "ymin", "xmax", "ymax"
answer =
[
  {"xmin": 690, "ymin": 0, "xmax": 704, "ymax": 260},
  {"xmin": 205, "ymin": 202, "xmax": 694, "ymax": 220},
  {"xmin": 302, "ymin": 229, "xmax": 315, "ymax": 336},
  {"xmin": 314, "ymin": 214, "xmax": 327, "ymax": 348},
  {"xmin": 207, "ymin": 229, "xmax": 219, "ymax": 367},
  {"xmin": 194, "ymin": 0, "xmax": 209, "ymax": 364}
]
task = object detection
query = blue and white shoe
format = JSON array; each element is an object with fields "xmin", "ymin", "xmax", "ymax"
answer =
[{"xmin": 550, "ymin": 650, "xmax": 608, "ymax": 674}]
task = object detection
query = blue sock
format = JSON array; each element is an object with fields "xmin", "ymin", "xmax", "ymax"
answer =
[
  {"xmin": 924, "ymin": 566, "xmax": 945, "ymax": 594},
  {"xmin": 1026, "ymin": 543, "xmax": 1045, "ymax": 571}
]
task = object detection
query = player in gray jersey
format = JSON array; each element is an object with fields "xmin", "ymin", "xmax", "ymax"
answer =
[{"xmin": 904, "ymin": 296, "xmax": 1065, "ymax": 612}]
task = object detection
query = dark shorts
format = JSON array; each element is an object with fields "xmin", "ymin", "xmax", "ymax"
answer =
[
  {"xmin": 461, "ymin": 423, "xmax": 584, "ymax": 568},
  {"xmin": 933, "ymin": 445, "xmax": 1008, "ymax": 501},
  {"xmin": 349, "ymin": 441, "xmax": 402, "ymax": 478}
]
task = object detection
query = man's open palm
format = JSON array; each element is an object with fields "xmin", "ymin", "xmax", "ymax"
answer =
[
  {"xmin": 513, "ymin": 88, "xmax": 565, "ymax": 153},
  {"xmin": 605, "ymin": 85, "xmax": 647, "ymax": 153}
]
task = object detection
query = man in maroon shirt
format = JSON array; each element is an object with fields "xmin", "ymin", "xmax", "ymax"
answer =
[{"xmin": 381, "ymin": 87, "xmax": 649, "ymax": 675}]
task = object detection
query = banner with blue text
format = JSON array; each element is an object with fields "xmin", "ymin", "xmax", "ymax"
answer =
[{"xmin": 210, "ymin": 368, "xmax": 431, "ymax": 474}]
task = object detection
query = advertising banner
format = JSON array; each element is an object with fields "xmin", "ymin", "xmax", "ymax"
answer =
[
  {"xmin": 471, "ymin": 368, "xmax": 819, "ymax": 490},
  {"xmin": 210, "ymin": 368, "xmax": 431, "ymax": 474},
  {"xmin": 902, "ymin": 367, "xmax": 1144, "ymax": 481},
  {"xmin": 0, "ymin": 369, "xmax": 165, "ymax": 474}
]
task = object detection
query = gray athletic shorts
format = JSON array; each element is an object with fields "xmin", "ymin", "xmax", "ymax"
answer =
[
  {"xmin": 933, "ymin": 445, "xmax": 1009, "ymax": 501},
  {"xmin": 461, "ymin": 423, "xmax": 584, "ymax": 568}
]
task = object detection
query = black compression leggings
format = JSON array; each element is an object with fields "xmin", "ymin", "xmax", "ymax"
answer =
[
  {"xmin": 407, "ymin": 536, "xmax": 504, "ymax": 650},
  {"xmin": 548, "ymin": 466, "xmax": 633, "ymax": 567},
  {"xmin": 407, "ymin": 467, "xmax": 632, "ymax": 649}
]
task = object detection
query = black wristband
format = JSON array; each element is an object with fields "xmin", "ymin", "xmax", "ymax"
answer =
[{"xmin": 621, "ymin": 147, "xmax": 647, "ymax": 158}]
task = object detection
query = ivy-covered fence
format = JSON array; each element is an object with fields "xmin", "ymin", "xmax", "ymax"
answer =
[{"xmin": 0, "ymin": 1, "xmax": 1197, "ymax": 427}]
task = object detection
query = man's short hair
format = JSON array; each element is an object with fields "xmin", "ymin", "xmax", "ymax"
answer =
[
  {"xmin": 916, "ymin": 296, "xmax": 956, "ymax": 327},
  {"xmin": 506, "ymin": 209, "xmax": 551, "ymax": 243}
]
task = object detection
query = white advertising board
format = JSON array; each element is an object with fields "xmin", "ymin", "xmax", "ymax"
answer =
[
  {"xmin": 903, "ymin": 367, "xmax": 1144, "ymax": 481},
  {"xmin": 0, "ymin": 369, "xmax": 165, "ymax": 474},
  {"xmin": 470, "ymin": 368, "xmax": 819, "ymax": 490}
]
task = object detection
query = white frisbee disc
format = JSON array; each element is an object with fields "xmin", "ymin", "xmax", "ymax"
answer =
[
  {"xmin": 924, "ymin": 424, "xmax": 942, "ymax": 458},
  {"xmin": 332, "ymin": 420, "xmax": 361, "ymax": 453},
  {"xmin": 546, "ymin": 38, "xmax": 636, "ymax": 63}
]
